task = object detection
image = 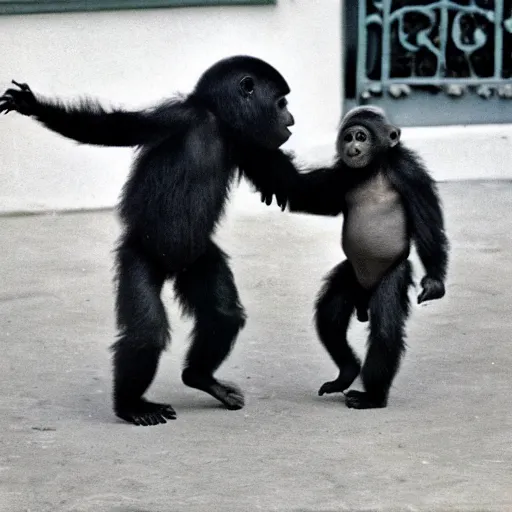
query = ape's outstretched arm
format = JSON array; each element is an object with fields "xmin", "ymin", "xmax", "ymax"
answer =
[
  {"xmin": 240, "ymin": 148, "xmax": 345, "ymax": 216},
  {"xmin": 390, "ymin": 147, "xmax": 449, "ymax": 303},
  {"xmin": 0, "ymin": 81, "xmax": 194, "ymax": 147},
  {"xmin": 287, "ymin": 165, "xmax": 346, "ymax": 216}
]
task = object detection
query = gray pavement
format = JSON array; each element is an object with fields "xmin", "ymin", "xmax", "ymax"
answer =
[{"xmin": 0, "ymin": 181, "xmax": 511, "ymax": 512}]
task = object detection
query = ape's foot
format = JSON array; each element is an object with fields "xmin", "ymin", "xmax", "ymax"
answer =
[
  {"xmin": 318, "ymin": 362, "xmax": 361, "ymax": 396},
  {"xmin": 344, "ymin": 390, "xmax": 387, "ymax": 409},
  {"xmin": 182, "ymin": 371, "xmax": 245, "ymax": 410},
  {"xmin": 208, "ymin": 381, "xmax": 245, "ymax": 410},
  {"xmin": 115, "ymin": 398, "xmax": 177, "ymax": 426}
]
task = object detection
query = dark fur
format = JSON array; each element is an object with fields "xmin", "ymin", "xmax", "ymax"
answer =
[
  {"xmin": 256, "ymin": 107, "xmax": 449, "ymax": 409},
  {"xmin": 1, "ymin": 56, "xmax": 296, "ymax": 425}
]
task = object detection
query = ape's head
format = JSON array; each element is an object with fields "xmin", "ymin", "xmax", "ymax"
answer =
[
  {"xmin": 336, "ymin": 106, "xmax": 401, "ymax": 169},
  {"xmin": 193, "ymin": 55, "xmax": 294, "ymax": 149}
]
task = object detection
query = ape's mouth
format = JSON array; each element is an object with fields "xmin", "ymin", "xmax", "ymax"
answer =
[
  {"xmin": 343, "ymin": 152, "xmax": 368, "ymax": 168},
  {"xmin": 280, "ymin": 127, "xmax": 292, "ymax": 141}
]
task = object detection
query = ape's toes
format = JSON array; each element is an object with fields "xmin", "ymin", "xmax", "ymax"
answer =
[
  {"xmin": 160, "ymin": 404, "xmax": 178, "ymax": 419},
  {"xmin": 214, "ymin": 381, "xmax": 245, "ymax": 410},
  {"xmin": 223, "ymin": 393, "xmax": 244, "ymax": 410},
  {"xmin": 115, "ymin": 399, "xmax": 177, "ymax": 426},
  {"xmin": 344, "ymin": 390, "xmax": 387, "ymax": 410},
  {"xmin": 318, "ymin": 380, "xmax": 345, "ymax": 396},
  {"xmin": 318, "ymin": 365, "xmax": 360, "ymax": 397},
  {"xmin": 182, "ymin": 372, "xmax": 245, "ymax": 410}
]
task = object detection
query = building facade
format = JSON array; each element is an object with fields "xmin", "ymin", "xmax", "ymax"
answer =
[{"xmin": 0, "ymin": 0, "xmax": 510, "ymax": 213}]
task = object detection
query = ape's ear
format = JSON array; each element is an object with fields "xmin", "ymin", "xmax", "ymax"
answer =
[
  {"xmin": 239, "ymin": 76, "xmax": 255, "ymax": 98},
  {"xmin": 387, "ymin": 125, "xmax": 401, "ymax": 147}
]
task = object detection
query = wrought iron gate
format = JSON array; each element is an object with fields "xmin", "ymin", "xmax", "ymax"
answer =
[{"xmin": 344, "ymin": 0, "xmax": 512, "ymax": 126}]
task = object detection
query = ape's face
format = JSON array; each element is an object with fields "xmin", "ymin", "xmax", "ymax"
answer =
[
  {"xmin": 271, "ymin": 94, "xmax": 295, "ymax": 147},
  {"xmin": 336, "ymin": 110, "xmax": 401, "ymax": 170},
  {"xmin": 337, "ymin": 125, "xmax": 374, "ymax": 169},
  {"xmin": 236, "ymin": 76, "xmax": 295, "ymax": 149}
]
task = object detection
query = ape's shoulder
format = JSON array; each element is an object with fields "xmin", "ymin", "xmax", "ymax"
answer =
[{"xmin": 387, "ymin": 144, "xmax": 433, "ymax": 185}]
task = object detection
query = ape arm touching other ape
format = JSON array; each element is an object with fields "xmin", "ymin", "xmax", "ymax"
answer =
[
  {"xmin": 244, "ymin": 149, "xmax": 347, "ymax": 216},
  {"xmin": 0, "ymin": 80, "xmax": 196, "ymax": 147},
  {"xmin": 285, "ymin": 165, "xmax": 348, "ymax": 217},
  {"xmin": 239, "ymin": 147, "xmax": 296, "ymax": 211}
]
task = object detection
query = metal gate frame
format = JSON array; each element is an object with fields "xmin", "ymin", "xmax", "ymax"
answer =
[{"xmin": 343, "ymin": 0, "xmax": 512, "ymax": 126}]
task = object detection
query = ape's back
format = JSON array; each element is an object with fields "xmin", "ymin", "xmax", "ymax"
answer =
[{"xmin": 118, "ymin": 112, "xmax": 236, "ymax": 271}]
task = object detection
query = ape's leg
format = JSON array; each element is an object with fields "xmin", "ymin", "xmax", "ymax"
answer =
[
  {"xmin": 174, "ymin": 241, "xmax": 247, "ymax": 410},
  {"xmin": 111, "ymin": 243, "xmax": 175, "ymax": 426},
  {"xmin": 316, "ymin": 261, "xmax": 362, "ymax": 396},
  {"xmin": 345, "ymin": 260, "xmax": 412, "ymax": 409}
]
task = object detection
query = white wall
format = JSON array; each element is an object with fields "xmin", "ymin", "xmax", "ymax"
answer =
[
  {"xmin": 0, "ymin": 1, "xmax": 342, "ymax": 214},
  {"xmin": 306, "ymin": 124, "xmax": 512, "ymax": 183},
  {"xmin": 1, "ymin": 2, "xmax": 512, "ymax": 215}
]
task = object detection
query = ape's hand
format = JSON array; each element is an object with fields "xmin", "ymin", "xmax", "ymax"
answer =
[
  {"xmin": 0, "ymin": 81, "xmax": 39, "ymax": 117},
  {"xmin": 258, "ymin": 150, "xmax": 297, "ymax": 211},
  {"xmin": 417, "ymin": 276, "xmax": 445, "ymax": 304},
  {"xmin": 260, "ymin": 190, "xmax": 288, "ymax": 211}
]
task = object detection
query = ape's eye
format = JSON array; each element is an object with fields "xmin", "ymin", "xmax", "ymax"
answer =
[
  {"xmin": 277, "ymin": 97, "xmax": 287, "ymax": 109},
  {"xmin": 344, "ymin": 133, "xmax": 353, "ymax": 143},
  {"xmin": 356, "ymin": 131, "xmax": 367, "ymax": 142}
]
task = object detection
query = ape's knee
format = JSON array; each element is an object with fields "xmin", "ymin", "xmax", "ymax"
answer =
[
  {"xmin": 314, "ymin": 298, "xmax": 342, "ymax": 336},
  {"xmin": 148, "ymin": 325, "xmax": 170, "ymax": 351},
  {"xmin": 113, "ymin": 321, "xmax": 170, "ymax": 354},
  {"xmin": 314, "ymin": 308, "xmax": 327, "ymax": 338},
  {"xmin": 218, "ymin": 304, "xmax": 247, "ymax": 333},
  {"xmin": 314, "ymin": 292, "xmax": 329, "ymax": 322}
]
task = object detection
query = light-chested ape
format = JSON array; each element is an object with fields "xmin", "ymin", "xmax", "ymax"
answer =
[{"xmin": 259, "ymin": 106, "xmax": 449, "ymax": 409}]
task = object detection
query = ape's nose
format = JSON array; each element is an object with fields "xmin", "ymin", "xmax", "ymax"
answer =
[
  {"xmin": 287, "ymin": 114, "xmax": 295, "ymax": 127},
  {"xmin": 347, "ymin": 147, "xmax": 360, "ymax": 157}
]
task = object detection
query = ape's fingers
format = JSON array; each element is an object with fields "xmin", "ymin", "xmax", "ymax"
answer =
[
  {"xmin": 260, "ymin": 192, "xmax": 272, "ymax": 205},
  {"xmin": 11, "ymin": 80, "xmax": 29, "ymax": 91},
  {"xmin": 0, "ymin": 100, "xmax": 13, "ymax": 114},
  {"xmin": 276, "ymin": 194, "xmax": 287, "ymax": 211}
]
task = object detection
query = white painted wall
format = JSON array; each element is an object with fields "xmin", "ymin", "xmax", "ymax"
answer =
[
  {"xmin": 306, "ymin": 124, "xmax": 512, "ymax": 183},
  {"xmin": 0, "ymin": 1, "xmax": 342, "ymax": 214},
  {"xmin": 1, "ymin": 2, "xmax": 512, "ymax": 215}
]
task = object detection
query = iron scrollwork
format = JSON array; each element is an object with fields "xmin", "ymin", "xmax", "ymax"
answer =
[{"xmin": 358, "ymin": 0, "xmax": 512, "ymax": 101}]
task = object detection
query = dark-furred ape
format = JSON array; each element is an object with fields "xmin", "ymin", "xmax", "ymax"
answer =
[
  {"xmin": 0, "ymin": 56, "xmax": 296, "ymax": 426},
  {"xmin": 258, "ymin": 106, "xmax": 449, "ymax": 409}
]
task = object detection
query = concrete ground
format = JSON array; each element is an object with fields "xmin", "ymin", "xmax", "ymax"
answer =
[{"xmin": 0, "ymin": 181, "xmax": 511, "ymax": 512}]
